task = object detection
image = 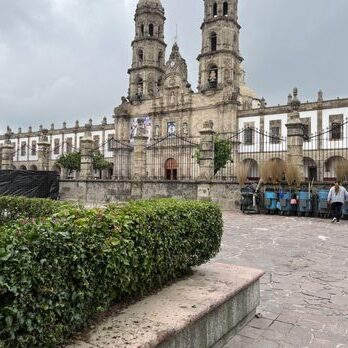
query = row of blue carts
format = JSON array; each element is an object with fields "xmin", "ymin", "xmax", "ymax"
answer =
[{"xmin": 241, "ymin": 187, "xmax": 348, "ymax": 218}]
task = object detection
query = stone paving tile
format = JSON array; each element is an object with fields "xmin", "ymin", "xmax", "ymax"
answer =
[
  {"xmin": 218, "ymin": 213, "xmax": 348, "ymax": 347},
  {"xmin": 223, "ymin": 335, "xmax": 255, "ymax": 348},
  {"xmin": 238, "ymin": 325, "xmax": 263, "ymax": 340}
]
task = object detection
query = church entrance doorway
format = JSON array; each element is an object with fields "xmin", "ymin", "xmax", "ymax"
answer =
[{"xmin": 165, "ymin": 158, "xmax": 178, "ymax": 180}]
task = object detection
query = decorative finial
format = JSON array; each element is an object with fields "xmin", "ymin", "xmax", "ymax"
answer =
[
  {"xmin": 63, "ymin": 121, "xmax": 67, "ymax": 129},
  {"xmin": 318, "ymin": 89, "xmax": 323, "ymax": 102},
  {"xmin": 102, "ymin": 117, "xmax": 107, "ymax": 125},
  {"xmin": 75, "ymin": 120, "xmax": 79, "ymax": 128},
  {"xmin": 290, "ymin": 87, "xmax": 301, "ymax": 111},
  {"xmin": 84, "ymin": 123, "xmax": 92, "ymax": 138},
  {"xmin": 260, "ymin": 97, "xmax": 266, "ymax": 108},
  {"xmin": 287, "ymin": 94, "xmax": 293, "ymax": 105},
  {"xmin": 51, "ymin": 123, "xmax": 55, "ymax": 130},
  {"xmin": 5, "ymin": 127, "xmax": 12, "ymax": 142},
  {"xmin": 40, "ymin": 128, "xmax": 49, "ymax": 142},
  {"xmin": 28, "ymin": 126, "xmax": 32, "ymax": 133}
]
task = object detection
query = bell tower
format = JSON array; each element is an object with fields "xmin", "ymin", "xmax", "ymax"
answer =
[
  {"xmin": 128, "ymin": 0, "xmax": 167, "ymax": 102},
  {"xmin": 197, "ymin": 0, "xmax": 243, "ymax": 93}
]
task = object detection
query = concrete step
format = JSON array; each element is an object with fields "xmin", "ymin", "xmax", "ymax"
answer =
[{"xmin": 68, "ymin": 263, "xmax": 264, "ymax": 348}]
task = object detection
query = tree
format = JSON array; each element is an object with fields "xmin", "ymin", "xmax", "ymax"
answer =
[
  {"xmin": 193, "ymin": 137, "xmax": 233, "ymax": 175},
  {"xmin": 92, "ymin": 151, "xmax": 112, "ymax": 171},
  {"xmin": 214, "ymin": 138, "xmax": 233, "ymax": 174},
  {"xmin": 56, "ymin": 151, "xmax": 111, "ymax": 172},
  {"xmin": 56, "ymin": 152, "xmax": 81, "ymax": 171}
]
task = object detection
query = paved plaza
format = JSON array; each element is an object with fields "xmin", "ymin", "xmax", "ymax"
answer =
[{"xmin": 214, "ymin": 213, "xmax": 348, "ymax": 348}]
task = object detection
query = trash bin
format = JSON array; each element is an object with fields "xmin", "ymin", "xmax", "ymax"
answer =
[
  {"xmin": 279, "ymin": 190, "xmax": 291, "ymax": 215},
  {"xmin": 317, "ymin": 189, "xmax": 330, "ymax": 218},
  {"xmin": 264, "ymin": 189, "xmax": 278, "ymax": 214},
  {"xmin": 240, "ymin": 186, "xmax": 259, "ymax": 214},
  {"xmin": 298, "ymin": 190, "xmax": 314, "ymax": 217}
]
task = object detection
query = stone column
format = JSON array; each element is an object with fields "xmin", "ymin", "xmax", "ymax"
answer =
[
  {"xmin": 317, "ymin": 90, "xmax": 324, "ymax": 181},
  {"xmin": 113, "ymin": 144, "xmax": 132, "ymax": 179},
  {"xmin": 132, "ymin": 126, "xmax": 148, "ymax": 180},
  {"xmin": 231, "ymin": 139, "xmax": 241, "ymax": 181},
  {"xmin": 199, "ymin": 120, "xmax": 215, "ymax": 181},
  {"xmin": 38, "ymin": 129, "xmax": 51, "ymax": 171},
  {"xmin": 286, "ymin": 88, "xmax": 304, "ymax": 180},
  {"xmin": 1, "ymin": 128, "xmax": 14, "ymax": 170},
  {"xmin": 113, "ymin": 98, "xmax": 132, "ymax": 179},
  {"xmin": 80, "ymin": 124, "xmax": 94, "ymax": 180}
]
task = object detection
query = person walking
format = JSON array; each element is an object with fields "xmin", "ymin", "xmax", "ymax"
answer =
[{"xmin": 328, "ymin": 181, "xmax": 348, "ymax": 223}]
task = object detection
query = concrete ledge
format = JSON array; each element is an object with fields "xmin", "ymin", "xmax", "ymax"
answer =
[{"xmin": 68, "ymin": 263, "xmax": 264, "ymax": 348}]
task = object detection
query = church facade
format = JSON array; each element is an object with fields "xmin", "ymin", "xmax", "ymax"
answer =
[{"xmin": 1, "ymin": 0, "xmax": 348, "ymax": 183}]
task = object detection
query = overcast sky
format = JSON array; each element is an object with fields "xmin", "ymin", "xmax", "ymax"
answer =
[{"xmin": 0, "ymin": 0, "xmax": 347, "ymax": 133}]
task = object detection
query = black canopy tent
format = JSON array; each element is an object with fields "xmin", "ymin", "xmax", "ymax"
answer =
[{"xmin": 0, "ymin": 170, "xmax": 59, "ymax": 199}]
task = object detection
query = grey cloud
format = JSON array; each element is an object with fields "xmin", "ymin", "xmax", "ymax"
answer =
[{"xmin": 0, "ymin": 0, "xmax": 347, "ymax": 133}]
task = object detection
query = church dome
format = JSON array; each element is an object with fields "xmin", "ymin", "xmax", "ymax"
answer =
[
  {"xmin": 240, "ymin": 84, "xmax": 258, "ymax": 100},
  {"xmin": 238, "ymin": 64, "xmax": 258, "ymax": 99}
]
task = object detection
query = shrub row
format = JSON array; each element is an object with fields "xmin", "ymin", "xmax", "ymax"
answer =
[
  {"xmin": 0, "ymin": 199, "xmax": 223, "ymax": 347},
  {"xmin": 0, "ymin": 196, "xmax": 67, "ymax": 226}
]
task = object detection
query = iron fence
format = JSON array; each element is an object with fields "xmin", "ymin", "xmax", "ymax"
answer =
[
  {"xmin": 145, "ymin": 134, "xmax": 200, "ymax": 180},
  {"xmin": 214, "ymin": 127, "xmax": 287, "ymax": 181},
  {"xmin": 111, "ymin": 139, "xmax": 133, "ymax": 179},
  {"xmin": 304, "ymin": 119, "xmax": 348, "ymax": 182}
]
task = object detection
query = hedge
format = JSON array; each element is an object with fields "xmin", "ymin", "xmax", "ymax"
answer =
[
  {"xmin": 0, "ymin": 196, "xmax": 68, "ymax": 226},
  {"xmin": 0, "ymin": 199, "xmax": 223, "ymax": 347}
]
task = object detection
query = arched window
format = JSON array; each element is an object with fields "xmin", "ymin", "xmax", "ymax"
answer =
[
  {"xmin": 138, "ymin": 49, "xmax": 144, "ymax": 64},
  {"xmin": 141, "ymin": 24, "xmax": 144, "ymax": 36},
  {"xmin": 210, "ymin": 32, "xmax": 217, "ymax": 52},
  {"xmin": 149, "ymin": 23, "xmax": 154, "ymax": 37},
  {"xmin": 208, "ymin": 65, "xmax": 218, "ymax": 89},
  {"xmin": 157, "ymin": 77, "xmax": 162, "ymax": 92},
  {"xmin": 165, "ymin": 158, "xmax": 178, "ymax": 180},
  {"xmin": 158, "ymin": 51, "xmax": 163, "ymax": 65},
  {"xmin": 213, "ymin": 2, "xmax": 218, "ymax": 17},
  {"xmin": 223, "ymin": 2, "xmax": 228, "ymax": 16},
  {"xmin": 137, "ymin": 78, "xmax": 144, "ymax": 97}
]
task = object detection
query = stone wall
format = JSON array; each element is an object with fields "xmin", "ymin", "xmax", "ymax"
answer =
[
  {"xmin": 59, "ymin": 178, "xmax": 339, "ymax": 211},
  {"xmin": 59, "ymin": 179, "xmax": 242, "ymax": 210}
]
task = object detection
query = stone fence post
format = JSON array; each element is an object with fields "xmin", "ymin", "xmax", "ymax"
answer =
[
  {"xmin": 0, "ymin": 128, "xmax": 14, "ymax": 170},
  {"xmin": 80, "ymin": 124, "xmax": 94, "ymax": 180},
  {"xmin": 286, "ymin": 88, "xmax": 304, "ymax": 180},
  {"xmin": 113, "ymin": 144, "xmax": 132, "ymax": 180},
  {"xmin": 38, "ymin": 129, "xmax": 51, "ymax": 171},
  {"xmin": 132, "ymin": 124, "xmax": 148, "ymax": 180},
  {"xmin": 199, "ymin": 120, "xmax": 215, "ymax": 181}
]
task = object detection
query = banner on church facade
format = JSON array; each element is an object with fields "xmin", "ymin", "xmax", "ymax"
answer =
[{"xmin": 130, "ymin": 116, "xmax": 153, "ymax": 143}]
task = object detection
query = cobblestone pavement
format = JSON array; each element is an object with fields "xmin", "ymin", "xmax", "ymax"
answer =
[{"xmin": 214, "ymin": 213, "xmax": 348, "ymax": 348}]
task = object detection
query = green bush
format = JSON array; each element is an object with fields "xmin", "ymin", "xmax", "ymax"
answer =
[
  {"xmin": 0, "ymin": 199, "xmax": 223, "ymax": 347},
  {"xmin": 0, "ymin": 196, "xmax": 68, "ymax": 226}
]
